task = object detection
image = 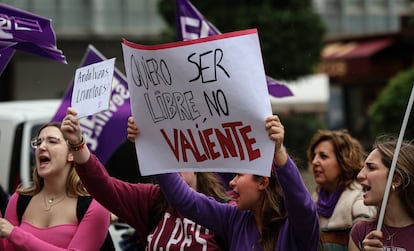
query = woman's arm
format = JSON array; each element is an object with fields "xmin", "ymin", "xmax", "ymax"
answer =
[
  {"xmin": 2, "ymin": 197, "xmax": 110, "ymax": 250},
  {"xmin": 266, "ymin": 115, "xmax": 319, "ymax": 249},
  {"xmin": 156, "ymin": 173, "xmax": 237, "ymax": 240},
  {"xmin": 265, "ymin": 115, "xmax": 287, "ymax": 167},
  {"xmin": 349, "ymin": 221, "xmax": 383, "ymax": 251},
  {"xmin": 66, "ymin": 200, "xmax": 110, "ymax": 250},
  {"xmin": 348, "ymin": 237, "xmax": 361, "ymax": 251},
  {"xmin": 275, "ymin": 157, "xmax": 320, "ymax": 249},
  {"xmin": 62, "ymin": 107, "xmax": 160, "ymax": 234}
]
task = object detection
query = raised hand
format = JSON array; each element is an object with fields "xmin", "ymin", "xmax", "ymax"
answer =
[
  {"xmin": 127, "ymin": 116, "xmax": 140, "ymax": 143},
  {"xmin": 265, "ymin": 115, "xmax": 287, "ymax": 167},
  {"xmin": 61, "ymin": 107, "xmax": 83, "ymax": 145}
]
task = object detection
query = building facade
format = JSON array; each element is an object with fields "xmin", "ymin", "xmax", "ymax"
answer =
[
  {"xmin": 314, "ymin": 0, "xmax": 409, "ymax": 36},
  {"xmin": 314, "ymin": 0, "xmax": 413, "ymax": 145},
  {"xmin": 1, "ymin": 0, "xmax": 413, "ymax": 145}
]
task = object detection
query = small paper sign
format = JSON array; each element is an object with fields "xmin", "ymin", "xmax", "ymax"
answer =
[{"xmin": 71, "ymin": 58, "xmax": 115, "ymax": 118}]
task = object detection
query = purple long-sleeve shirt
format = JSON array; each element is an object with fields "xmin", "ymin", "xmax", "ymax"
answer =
[
  {"xmin": 75, "ymin": 154, "xmax": 223, "ymax": 250},
  {"xmin": 156, "ymin": 157, "xmax": 320, "ymax": 251}
]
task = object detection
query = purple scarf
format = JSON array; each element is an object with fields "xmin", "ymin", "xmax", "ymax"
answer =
[{"xmin": 317, "ymin": 187, "xmax": 344, "ymax": 218}]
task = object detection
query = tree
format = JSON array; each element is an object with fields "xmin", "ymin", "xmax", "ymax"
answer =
[
  {"xmin": 282, "ymin": 114, "xmax": 327, "ymax": 168},
  {"xmin": 369, "ymin": 69, "xmax": 414, "ymax": 140},
  {"xmin": 157, "ymin": 0, "xmax": 325, "ymax": 80}
]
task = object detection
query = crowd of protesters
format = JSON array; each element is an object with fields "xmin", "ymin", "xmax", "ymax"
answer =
[{"xmin": 1, "ymin": 107, "xmax": 413, "ymax": 251}]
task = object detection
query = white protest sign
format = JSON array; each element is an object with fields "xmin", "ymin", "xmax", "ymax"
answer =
[
  {"xmin": 122, "ymin": 29, "xmax": 274, "ymax": 176},
  {"xmin": 71, "ymin": 58, "xmax": 115, "ymax": 118}
]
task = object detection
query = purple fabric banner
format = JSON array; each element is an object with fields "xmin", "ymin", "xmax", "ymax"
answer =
[
  {"xmin": 0, "ymin": 47, "xmax": 14, "ymax": 75},
  {"xmin": 51, "ymin": 45, "xmax": 131, "ymax": 164},
  {"xmin": 176, "ymin": 0, "xmax": 221, "ymax": 41},
  {"xmin": 175, "ymin": 0, "xmax": 293, "ymax": 98},
  {"xmin": 266, "ymin": 76, "xmax": 294, "ymax": 98},
  {"xmin": 0, "ymin": 3, "xmax": 66, "ymax": 75}
]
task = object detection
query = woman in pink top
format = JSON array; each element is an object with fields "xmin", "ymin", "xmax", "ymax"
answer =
[
  {"xmin": 0, "ymin": 122, "xmax": 111, "ymax": 250},
  {"xmin": 0, "ymin": 211, "xmax": 4, "ymax": 249}
]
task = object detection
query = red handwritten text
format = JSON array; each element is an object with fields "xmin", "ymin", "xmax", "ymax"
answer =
[{"xmin": 160, "ymin": 121, "xmax": 260, "ymax": 162}]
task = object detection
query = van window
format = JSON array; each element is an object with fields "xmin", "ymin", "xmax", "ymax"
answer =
[
  {"xmin": 9, "ymin": 123, "xmax": 46, "ymax": 193},
  {"xmin": 9, "ymin": 123, "xmax": 23, "ymax": 193}
]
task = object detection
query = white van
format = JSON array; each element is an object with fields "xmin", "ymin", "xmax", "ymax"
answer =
[{"xmin": 0, "ymin": 99, "xmax": 61, "ymax": 194}]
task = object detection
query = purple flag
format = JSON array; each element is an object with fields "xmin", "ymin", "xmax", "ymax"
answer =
[
  {"xmin": 0, "ymin": 47, "xmax": 15, "ymax": 75},
  {"xmin": 266, "ymin": 76, "xmax": 294, "ymax": 98},
  {"xmin": 0, "ymin": 3, "xmax": 66, "ymax": 75},
  {"xmin": 176, "ymin": 0, "xmax": 221, "ymax": 41},
  {"xmin": 51, "ymin": 45, "xmax": 131, "ymax": 164},
  {"xmin": 175, "ymin": 0, "xmax": 293, "ymax": 98}
]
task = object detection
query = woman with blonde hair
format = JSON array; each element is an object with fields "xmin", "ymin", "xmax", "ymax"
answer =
[{"xmin": 0, "ymin": 122, "xmax": 111, "ymax": 250}]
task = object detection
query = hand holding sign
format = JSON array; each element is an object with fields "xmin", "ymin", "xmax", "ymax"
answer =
[
  {"xmin": 71, "ymin": 58, "xmax": 115, "ymax": 118},
  {"xmin": 123, "ymin": 29, "xmax": 274, "ymax": 176}
]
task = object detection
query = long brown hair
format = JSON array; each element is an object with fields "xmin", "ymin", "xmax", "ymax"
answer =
[
  {"xmin": 307, "ymin": 129, "xmax": 366, "ymax": 189},
  {"xmin": 17, "ymin": 122, "xmax": 89, "ymax": 197},
  {"xmin": 253, "ymin": 173, "xmax": 287, "ymax": 251},
  {"xmin": 373, "ymin": 135, "xmax": 414, "ymax": 220}
]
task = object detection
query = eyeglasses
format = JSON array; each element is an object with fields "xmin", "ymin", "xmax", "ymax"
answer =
[{"xmin": 31, "ymin": 136, "xmax": 63, "ymax": 149}]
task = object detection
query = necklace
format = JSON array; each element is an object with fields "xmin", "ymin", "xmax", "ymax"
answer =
[
  {"xmin": 382, "ymin": 225, "xmax": 399, "ymax": 244},
  {"xmin": 43, "ymin": 192, "xmax": 66, "ymax": 211}
]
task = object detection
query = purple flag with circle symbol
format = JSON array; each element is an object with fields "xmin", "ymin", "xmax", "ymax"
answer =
[
  {"xmin": 176, "ymin": 0, "xmax": 293, "ymax": 98},
  {"xmin": 51, "ymin": 45, "xmax": 131, "ymax": 164},
  {"xmin": 0, "ymin": 3, "xmax": 66, "ymax": 75}
]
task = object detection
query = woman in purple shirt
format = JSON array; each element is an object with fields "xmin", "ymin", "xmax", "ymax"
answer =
[{"xmin": 133, "ymin": 115, "xmax": 320, "ymax": 251}]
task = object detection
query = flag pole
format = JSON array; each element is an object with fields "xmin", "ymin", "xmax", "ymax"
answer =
[{"xmin": 376, "ymin": 84, "xmax": 414, "ymax": 231}]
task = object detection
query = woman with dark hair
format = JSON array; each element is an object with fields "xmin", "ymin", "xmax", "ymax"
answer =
[
  {"xmin": 62, "ymin": 108, "xmax": 231, "ymax": 250},
  {"xmin": 349, "ymin": 136, "xmax": 414, "ymax": 250},
  {"xmin": 132, "ymin": 115, "xmax": 319, "ymax": 251},
  {"xmin": 307, "ymin": 130, "xmax": 376, "ymax": 250},
  {"xmin": 0, "ymin": 122, "xmax": 111, "ymax": 250}
]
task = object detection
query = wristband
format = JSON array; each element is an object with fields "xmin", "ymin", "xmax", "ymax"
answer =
[{"xmin": 69, "ymin": 135, "xmax": 85, "ymax": 151}]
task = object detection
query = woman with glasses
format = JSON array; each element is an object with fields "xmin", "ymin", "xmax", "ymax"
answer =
[
  {"xmin": 0, "ymin": 122, "xmax": 111, "ymax": 250},
  {"xmin": 307, "ymin": 130, "xmax": 376, "ymax": 251}
]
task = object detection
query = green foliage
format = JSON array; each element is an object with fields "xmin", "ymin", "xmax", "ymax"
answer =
[
  {"xmin": 155, "ymin": 0, "xmax": 327, "ymax": 167},
  {"xmin": 369, "ymin": 69, "xmax": 414, "ymax": 140},
  {"xmin": 157, "ymin": 0, "xmax": 325, "ymax": 80},
  {"xmin": 281, "ymin": 114, "xmax": 327, "ymax": 169}
]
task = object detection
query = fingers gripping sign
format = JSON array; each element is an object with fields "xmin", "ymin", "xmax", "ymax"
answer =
[
  {"xmin": 265, "ymin": 115, "xmax": 287, "ymax": 167},
  {"xmin": 61, "ymin": 107, "xmax": 83, "ymax": 146},
  {"xmin": 265, "ymin": 115, "xmax": 284, "ymax": 150},
  {"xmin": 127, "ymin": 116, "xmax": 140, "ymax": 143}
]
